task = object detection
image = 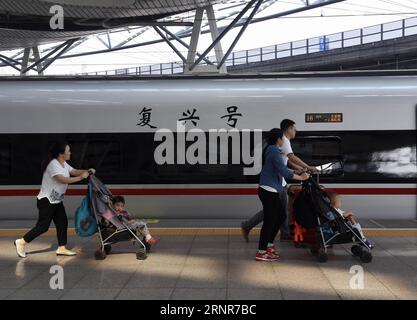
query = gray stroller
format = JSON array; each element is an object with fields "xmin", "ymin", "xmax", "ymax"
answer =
[
  {"xmin": 293, "ymin": 175, "xmax": 373, "ymax": 263},
  {"xmin": 88, "ymin": 175, "xmax": 149, "ymax": 260}
]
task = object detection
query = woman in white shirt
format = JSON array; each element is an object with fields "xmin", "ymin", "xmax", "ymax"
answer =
[{"xmin": 14, "ymin": 142, "xmax": 95, "ymax": 258}]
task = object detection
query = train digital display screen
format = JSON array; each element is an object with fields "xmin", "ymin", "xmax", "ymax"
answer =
[{"xmin": 305, "ymin": 113, "xmax": 343, "ymax": 123}]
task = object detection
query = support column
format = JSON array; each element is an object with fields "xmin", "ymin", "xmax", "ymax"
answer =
[
  {"xmin": 32, "ymin": 46, "xmax": 44, "ymax": 75},
  {"xmin": 20, "ymin": 46, "xmax": 44, "ymax": 76},
  {"xmin": 20, "ymin": 48, "xmax": 31, "ymax": 76},
  {"xmin": 206, "ymin": 5, "xmax": 227, "ymax": 74},
  {"xmin": 184, "ymin": 5, "xmax": 226, "ymax": 74}
]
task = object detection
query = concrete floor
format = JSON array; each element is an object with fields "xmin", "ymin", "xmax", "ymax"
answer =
[
  {"xmin": 0, "ymin": 233, "xmax": 416, "ymax": 300},
  {"xmin": 1, "ymin": 219, "xmax": 417, "ymax": 229}
]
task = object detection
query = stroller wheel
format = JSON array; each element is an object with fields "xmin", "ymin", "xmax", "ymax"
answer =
[
  {"xmin": 317, "ymin": 248, "xmax": 328, "ymax": 263},
  {"xmin": 94, "ymin": 249, "xmax": 106, "ymax": 260},
  {"xmin": 104, "ymin": 245, "xmax": 112, "ymax": 255},
  {"xmin": 310, "ymin": 246, "xmax": 319, "ymax": 256},
  {"xmin": 136, "ymin": 247, "xmax": 148, "ymax": 260},
  {"xmin": 351, "ymin": 245, "xmax": 362, "ymax": 257},
  {"xmin": 359, "ymin": 250, "xmax": 372, "ymax": 263}
]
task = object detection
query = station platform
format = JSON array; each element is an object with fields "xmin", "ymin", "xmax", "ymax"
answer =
[
  {"xmin": 1, "ymin": 219, "xmax": 417, "ymax": 237},
  {"xmin": 0, "ymin": 219, "xmax": 416, "ymax": 300}
]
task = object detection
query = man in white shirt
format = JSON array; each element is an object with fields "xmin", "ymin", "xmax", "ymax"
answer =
[
  {"xmin": 280, "ymin": 119, "xmax": 317, "ymax": 174},
  {"xmin": 241, "ymin": 119, "xmax": 318, "ymax": 242}
]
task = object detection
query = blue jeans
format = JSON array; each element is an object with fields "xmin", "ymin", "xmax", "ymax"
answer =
[{"xmin": 127, "ymin": 220, "xmax": 148, "ymax": 236}]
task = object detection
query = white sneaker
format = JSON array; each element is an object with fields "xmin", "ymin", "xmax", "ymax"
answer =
[
  {"xmin": 56, "ymin": 248, "xmax": 77, "ymax": 256},
  {"xmin": 14, "ymin": 239, "xmax": 26, "ymax": 258}
]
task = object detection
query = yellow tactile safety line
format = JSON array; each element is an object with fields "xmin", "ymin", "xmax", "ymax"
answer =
[{"xmin": 0, "ymin": 228, "xmax": 416, "ymax": 237}]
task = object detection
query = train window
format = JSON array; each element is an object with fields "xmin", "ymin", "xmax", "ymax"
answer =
[
  {"xmin": 67, "ymin": 140, "xmax": 121, "ymax": 175},
  {"xmin": 292, "ymin": 136, "xmax": 343, "ymax": 175},
  {"xmin": 340, "ymin": 131, "xmax": 417, "ymax": 181},
  {"xmin": 0, "ymin": 143, "xmax": 11, "ymax": 177},
  {"xmin": 154, "ymin": 133, "xmax": 234, "ymax": 181}
]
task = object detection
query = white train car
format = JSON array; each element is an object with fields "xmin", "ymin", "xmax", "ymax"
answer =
[{"xmin": 0, "ymin": 71, "xmax": 416, "ymax": 220}]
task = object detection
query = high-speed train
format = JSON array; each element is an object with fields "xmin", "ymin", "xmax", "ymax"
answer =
[{"xmin": 0, "ymin": 71, "xmax": 416, "ymax": 220}]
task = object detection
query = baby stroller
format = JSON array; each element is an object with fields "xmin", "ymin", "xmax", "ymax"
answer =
[
  {"xmin": 87, "ymin": 175, "xmax": 149, "ymax": 260},
  {"xmin": 292, "ymin": 175, "xmax": 373, "ymax": 263}
]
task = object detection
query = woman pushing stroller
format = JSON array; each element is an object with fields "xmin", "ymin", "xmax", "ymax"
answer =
[
  {"xmin": 15, "ymin": 142, "xmax": 95, "ymax": 258},
  {"xmin": 256, "ymin": 128, "xmax": 310, "ymax": 261}
]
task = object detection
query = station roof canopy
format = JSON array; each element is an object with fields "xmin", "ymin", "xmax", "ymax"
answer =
[{"xmin": 0, "ymin": 0, "xmax": 225, "ymax": 50}]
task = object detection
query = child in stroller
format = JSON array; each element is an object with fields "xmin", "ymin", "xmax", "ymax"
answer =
[
  {"xmin": 325, "ymin": 192, "xmax": 373, "ymax": 249},
  {"xmin": 293, "ymin": 176, "xmax": 374, "ymax": 263},
  {"xmin": 111, "ymin": 195, "xmax": 159, "ymax": 245},
  {"xmin": 86, "ymin": 175, "xmax": 152, "ymax": 260}
]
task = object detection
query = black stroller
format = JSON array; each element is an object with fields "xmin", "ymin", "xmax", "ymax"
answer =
[
  {"xmin": 293, "ymin": 175, "xmax": 373, "ymax": 263},
  {"xmin": 88, "ymin": 175, "xmax": 149, "ymax": 260}
]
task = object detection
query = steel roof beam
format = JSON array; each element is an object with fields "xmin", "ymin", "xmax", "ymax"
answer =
[
  {"xmin": 0, "ymin": 0, "xmax": 348, "ymax": 71},
  {"xmin": 55, "ymin": 0, "xmax": 347, "ymax": 60},
  {"xmin": 159, "ymin": 26, "xmax": 214, "ymax": 65},
  {"xmin": 153, "ymin": 26, "xmax": 187, "ymax": 63},
  {"xmin": 217, "ymin": 0, "xmax": 264, "ymax": 70}
]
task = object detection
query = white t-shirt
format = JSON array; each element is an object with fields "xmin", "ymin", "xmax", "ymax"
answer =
[
  {"xmin": 259, "ymin": 185, "xmax": 278, "ymax": 193},
  {"xmin": 279, "ymin": 135, "xmax": 293, "ymax": 187},
  {"xmin": 37, "ymin": 159, "xmax": 74, "ymax": 204}
]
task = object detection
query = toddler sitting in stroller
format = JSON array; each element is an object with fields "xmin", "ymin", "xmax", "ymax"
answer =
[
  {"xmin": 327, "ymin": 192, "xmax": 373, "ymax": 249},
  {"xmin": 112, "ymin": 195, "xmax": 159, "ymax": 245}
]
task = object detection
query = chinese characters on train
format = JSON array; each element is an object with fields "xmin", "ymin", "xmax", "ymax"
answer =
[{"xmin": 137, "ymin": 106, "xmax": 243, "ymax": 129}]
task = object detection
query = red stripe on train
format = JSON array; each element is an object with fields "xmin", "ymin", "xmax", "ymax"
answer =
[{"xmin": 0, "ymin": 188, "xmax": 416, "ymax": 196}]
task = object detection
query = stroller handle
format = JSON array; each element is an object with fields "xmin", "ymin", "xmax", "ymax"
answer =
[
  {"xmin": 304, "ymin": 175, "xmax": 326, "ymax": 193},
  {"xmin": 86, "ymin": 172, "xmax": 95, "ymax": 182},
  {"xmin": 298, "ymin": 168, "xmax": 320, "ymax": 182}
]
